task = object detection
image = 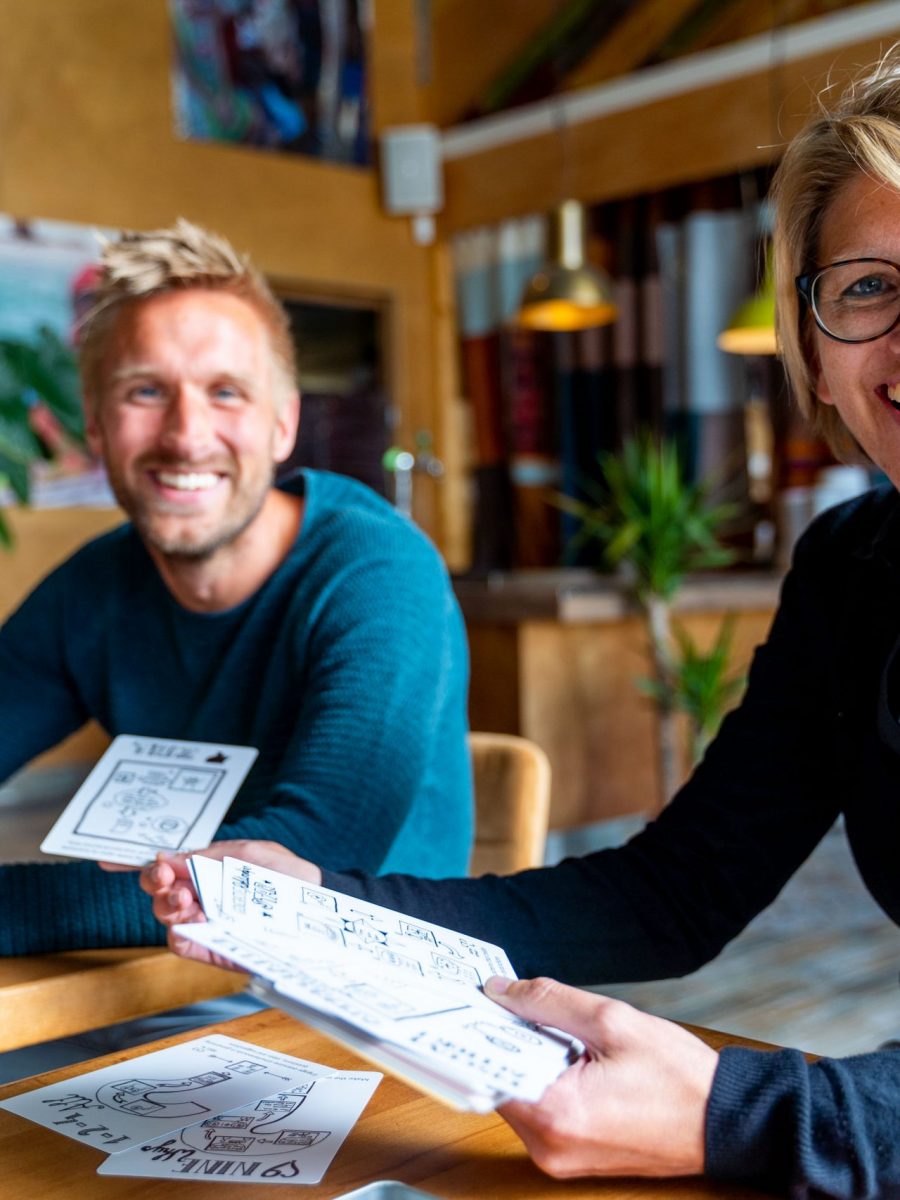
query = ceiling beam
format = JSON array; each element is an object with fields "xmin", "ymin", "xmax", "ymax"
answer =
[
  {"xmin": 426, "ymin": 0, "xmax": 565, "ymax": 126},
  {"xmin": 437, "ymin": 2, "xmax": 900, "ymax": 231},
  {"xmin": 563, "ymin": 0, "xmax": 705, "ymax": 90},
  {"xmin": 670, "ymin": 0, "xmax": 859, "ymax": 57}
]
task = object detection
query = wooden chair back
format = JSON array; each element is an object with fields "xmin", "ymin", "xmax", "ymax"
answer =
[{"xmin": 468, "ymin": 732, "xmax": 551, "ymax": 876}]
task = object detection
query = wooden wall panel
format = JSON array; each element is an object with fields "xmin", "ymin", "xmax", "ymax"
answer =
[
  {"xmin": 0, "ymin": 0, "xmax": 414, "ymax": 290},
  {"xmin": 439, "ymin": 32, "xmax": 900, "ymax": 231},
  {"xmin": 369, "ymin": 0, "xmax": 430, "ymax": 129},
  {"xmin": 0, "ymin": 0, "xmax": 466, "ymax": 553},
  {"xmin": 0, "ymin": 507, "xmax": 123, "ymax": 622}
]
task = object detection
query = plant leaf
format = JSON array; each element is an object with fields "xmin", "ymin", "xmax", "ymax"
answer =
[
  {"xmin": 0, "ymin": 452, "xmax": 31, "ymax": 504},
  {"xmin": 0, "ymin": 400, "xmax": 43, "ymax": 463},
  {"xmin": 0, "ymin": 328, "xmax": 85, "ymax": 442}
]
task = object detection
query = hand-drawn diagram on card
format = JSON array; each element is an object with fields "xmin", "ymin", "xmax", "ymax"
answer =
[
  {"xmin": 220, "ymin": 858, "xmax": 513, "ymax": 988},
  {"xmin": 176, "ymin": 859, "xmax": 580, "ymax": 1111},
  {"xmin": 75, "ymin": 760, "xmax": 224, "ymax": 849},
  {"xmin": 0, "ymin": 1036, "xmax": 334, "ymax": 1155},
  {"xmin": 95, "ymin": 1069, "xmax": 232, "ymax": 1119},
  {"xmin": 41, "ymin": 736, "xmax": 258, "ymax": 866},
  {"xmin": 181, "ymin": 1083, "xmax": 323, "ymax": 1153},
  {"xmin": 97, "ymin": 1073, "xmax": 381, "ymax": 1185},
  {"xmin": 1, "ymin": 1032, "xmax": 380, "ymax": 1185}
]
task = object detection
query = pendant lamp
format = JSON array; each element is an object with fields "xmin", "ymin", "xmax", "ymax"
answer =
[
  {"xmin": 518, "ymin": 199, "xmax": 618, "ymax": 331},
  {"xmin": 716, "ymin": 266, "xmax": 776, "ymax": 355}
]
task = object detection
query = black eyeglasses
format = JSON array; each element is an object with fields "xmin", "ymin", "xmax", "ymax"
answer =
[{"xmin": 796, "ymin": 257, "xmax": 900, "ymax": 343}]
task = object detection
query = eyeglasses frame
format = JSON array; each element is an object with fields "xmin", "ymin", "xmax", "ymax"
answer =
[{"xmin": 795, "ymin": 256, "xmax": 900, "ymax": 344}]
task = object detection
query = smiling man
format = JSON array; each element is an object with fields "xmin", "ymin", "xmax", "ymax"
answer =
[
  {"xmin": 85, "ymin": 285, "xmax": 302, "ymax": 609},
  {"xmin": 0, "ymin": 220, "xmax": 473, "ymax": 955}
]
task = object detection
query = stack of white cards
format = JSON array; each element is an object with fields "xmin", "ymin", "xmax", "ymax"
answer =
[
  {"xmin": 175, "ymin": 857, "xmax": 578, "ymax": 1113},
  {"xmin": 0, "ymin": 1035, "xmax": 380, "ymax": 1184}
]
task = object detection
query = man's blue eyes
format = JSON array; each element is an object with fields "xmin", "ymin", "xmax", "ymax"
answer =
[{"xmin": 126, "ymin": 385, "xmax": 243, "ymax": 401}]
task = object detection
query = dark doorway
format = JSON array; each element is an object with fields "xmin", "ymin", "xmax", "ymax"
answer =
[{"xmin": 279, "ymin": 298, "xmax": 390, "ymax": 496}]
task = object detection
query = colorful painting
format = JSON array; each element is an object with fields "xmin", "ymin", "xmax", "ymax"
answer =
[
  {"xmin": 0, "ymin": 216, "xmax": 99, "ymax": 344},
  {"xmin": 0, "ymin": 215, "xmax": 113, "ymax": 508},
  {"xmin": 169, "ymin": 0, "xmax": 370, "ymax": 165}
]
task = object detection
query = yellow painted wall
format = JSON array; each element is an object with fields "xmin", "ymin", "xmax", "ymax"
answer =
[
  {"xmin": 0, "ymin": 507, "xmax": 123, "ymax": 622},
  {"xmin": 0, "ymin": 0, "xmax": 469, "ymax": 561}
]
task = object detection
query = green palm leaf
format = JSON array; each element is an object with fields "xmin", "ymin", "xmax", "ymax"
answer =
[{"xmin": 0, "ymin": 328, "xmax": 86, "ymax": 548}]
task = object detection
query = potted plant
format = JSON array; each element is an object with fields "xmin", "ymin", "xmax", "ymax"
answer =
[
  {"xmin": 559, "ymin": 433, "xmax": 744, "ymax": 808},
  {"xmin": 0, "ymin": 326, "xmax": 85, "ymax": 546}
]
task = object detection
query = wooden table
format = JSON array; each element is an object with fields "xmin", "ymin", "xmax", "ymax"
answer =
[
  {"xmin": 0, "ymin": 1007, "xmax": 767, "ymax": 1199},
  {"xmin": 0, "ymin": 948, "xmax": 244, "ymax": 1051}
]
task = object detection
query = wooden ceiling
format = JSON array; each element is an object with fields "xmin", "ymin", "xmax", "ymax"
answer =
[
  {"xmin": 412, "ymin": 0, "xmax": 900, "ymax": 232},
  {"xmin": 425, "ymin": 0, "xmax": 876, "ymax": 127}
]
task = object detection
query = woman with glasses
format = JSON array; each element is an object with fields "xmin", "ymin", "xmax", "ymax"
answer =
[{"xmin": 143, "ymin": 52, "xmax": 900, "ymax": 1199}]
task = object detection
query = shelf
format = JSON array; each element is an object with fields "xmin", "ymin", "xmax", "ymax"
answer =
[{"xmin": 454, "ymin": 569, "xmax": 783, "ymax": 625}]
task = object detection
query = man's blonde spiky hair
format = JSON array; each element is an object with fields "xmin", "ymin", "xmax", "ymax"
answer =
[{"xmin": 78, "ymin": 218, "xmax": 297, "ymax": 404}]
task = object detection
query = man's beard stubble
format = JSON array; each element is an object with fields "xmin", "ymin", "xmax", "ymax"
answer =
[{"xmin": 107, "ymin": 460, "xmax": 275, "ymax": 563}]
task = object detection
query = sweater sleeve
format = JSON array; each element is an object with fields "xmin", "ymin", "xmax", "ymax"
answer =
[
  {"xmin": 0, "ymin": 565, "xmax": 92, "ymax": 781},
  {"xmin": 319, "ymin": 527, "xmax": 844, "ymax": 981},
  {"xmin": 0, "ymin": 555, "xmax": 163, "ymax": 955},
  {"xmin": 706, "ymin": 1046, "xmax": 900, "ymax": 1199},
  {"xmin": 213, "ymin": 521, "xmax": 471, "ymax": 876},
  {"xmin": 0, "ymin": 861, "xmax": 165, "ymax": 954}
]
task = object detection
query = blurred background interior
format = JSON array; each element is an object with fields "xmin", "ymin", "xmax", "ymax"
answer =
[{"xmin": 2, "ymin": 0, "xmax": 899, "ymax": 1058}]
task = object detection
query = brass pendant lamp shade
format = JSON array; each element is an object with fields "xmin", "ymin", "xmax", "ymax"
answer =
[{"xmin": 518, "ymin": 200, "xmax": 618, "ymax": 332}]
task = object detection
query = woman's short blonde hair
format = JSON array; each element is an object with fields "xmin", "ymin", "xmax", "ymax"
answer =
[
  {"xmin": 78, "ymin": 218, "xmax": 297, "ymax": 406},
  {"xmin": 772, "ymin": 49, "xmax": 900, "ymax": 458}
]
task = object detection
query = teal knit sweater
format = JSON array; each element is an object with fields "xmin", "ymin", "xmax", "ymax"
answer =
[{"xmin": 0, "ymin": 470, "xmax": 472, "ymax": 953}]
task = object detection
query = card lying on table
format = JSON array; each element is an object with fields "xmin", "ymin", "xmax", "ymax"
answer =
[
  {"xmin": 0, "ymin": 1034, "xmax": 380, "ymax": 1184},
  {"xmin": 40, "ymin": 734, "xmax": 258, "ymax": 866},
  {"xmin": 96, "ymin": 1070, "xmax": 380, "ymax": 1184},
  {"xmin": 175, "ymin": 856, "xmax": 580, "ymax": 1113},
  {"xmin": 0, "ymin": 1034, "xmax": 350, "ymax": 1152}
]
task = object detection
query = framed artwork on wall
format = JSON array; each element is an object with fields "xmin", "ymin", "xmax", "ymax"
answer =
[{"xmin": 169, "ymin": 0, "xmax": 371, "ymax": 165}]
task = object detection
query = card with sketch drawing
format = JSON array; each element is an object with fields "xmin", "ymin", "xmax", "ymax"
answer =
[
  {"xmin": 97, "ymin": 1071, "xmax": 380, "ymax": 1183},
  {"xmin": 0, "ymin": 1035, "xmax": 330, "ymax": 1153},
  {"xmin": 175, "ymin": 857, "xmax": 580, "ymax": 1113},
  {"xmin": 40, "ymin": 735, "xmax": 258, "ymax": 866}
]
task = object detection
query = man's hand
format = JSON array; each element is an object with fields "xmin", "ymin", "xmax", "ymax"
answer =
[
  {"xmin": 138, "ymin": 839, "xmax": 322, "ymax": 969},
  {"xmin": 485, "ymin": 976, "xmax": 717, "ymax": 1180}
]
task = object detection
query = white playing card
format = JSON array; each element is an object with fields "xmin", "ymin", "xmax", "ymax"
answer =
[
  {"xmin": 0, "ymin": 1036, "xmax": 328, "ymax": 1155},
  {"xmin": 40, "ymin": 735, "xmax": 258, "ymax": 866},
  {"xmin": 97, "ymin": 1071, "xmax": 381, "ymax": 1183},
  {"xmin": 189, "ymin": 854, "xmax": 226, "ymax": 918}
]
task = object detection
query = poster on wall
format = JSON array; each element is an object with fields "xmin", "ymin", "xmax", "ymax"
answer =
[
  {"xmin": 169, "ymin": 0, "xmax": 371, "ymax": 165},
  {"xmin": 0, "ymin": 216, "xmax": 114, "ymax": 508}
]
